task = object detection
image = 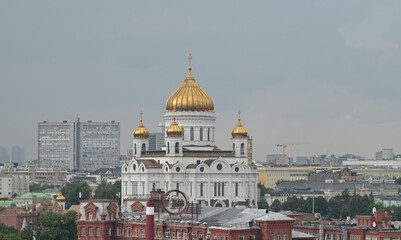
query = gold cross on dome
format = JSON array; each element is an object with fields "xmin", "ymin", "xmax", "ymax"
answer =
[
  {"xmin": 188, "ymin": 53, "xmax": 192, "ymax": 70},
  {"xmin": 238, "ymin": 110, "xmax": 241, "ymax": 121},
  {"xmin": 140, "ymin": 111, "xmax": 143, "ymax": 122}
]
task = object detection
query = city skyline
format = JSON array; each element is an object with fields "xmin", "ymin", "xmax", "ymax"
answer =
[{"xmin": 1, "ymin": 1, "xmax": 401, "ymax": 162}]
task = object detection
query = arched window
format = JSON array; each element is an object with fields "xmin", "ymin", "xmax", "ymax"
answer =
[
  {"xmin": 175, "ymin": 142, "xmax": 180, "ymax": 154},
  {"xmin": 167, "ymin": 143, "xmax": 170, "ymax": 154},
  {"xmin": 232, "ymin": 143, "xmax": 235, "ymax": 153},
  {"xmin": 200, "ymin": 128, "xmax": 203, "ymax": 141},
  {"xmin": 240, "ymin": 143, "xmax": 245, "ymax": 154},
  {"xmin": 141, "ymin": 143, "xmax": 146, "ymax": 151},
  {"xmin": 190, "ymin": 128, "xmax": 194, "ymax": 141},
  {"xmin": 134, "ymin": 144, "xmax": 137, "ymax": 154}
]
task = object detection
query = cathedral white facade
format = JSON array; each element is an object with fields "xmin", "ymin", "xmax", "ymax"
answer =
[{"xmin": 121, "ymin": 55, "xmax": 258, "ymax": 210}]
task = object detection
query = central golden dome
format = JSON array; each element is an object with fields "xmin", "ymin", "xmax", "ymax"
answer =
[{"xmin": 165, "ymin": 54, "xmax": 214, "ymax": 112}]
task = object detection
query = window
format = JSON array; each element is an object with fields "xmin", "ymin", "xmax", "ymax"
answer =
[
  {"xmin": 136, "ymin": 229, "xmax": 139, "ymax": 236},
  {"xmin": 222, "ymin": 183, "xmax": 224, "ymax": 196},
  {"xmin": 175, "ymin": 142, "xmax": 180, "ymax": 153},
  {"xmin": 192, "ymin": 232, "xmax": 196, "ymax": 240},
  {"xmin": 153, "ymin": 182, "xmax": 156, "ymax": 191},
  {"xmin": 235, "ymin": 182, "xmax": 239, "ymax": 197},
  {"xmin": 89, "ymin": 227, "xmax": 93, "ymax": 236},
  {"xmin": 240, "ymin": 143, "xmax": 245, "ymax": 154},
  {"xmin": 239, "ymin": 236, "xmax": 244, "ymax": 240},
  {"xmin": 214, "ymin": 182, "xmax": 217, "ymax": 196},
  {"xmin": 128, "ymin": 228, "xmax": 131, "ymax": 236},
  {"xmin": 167, "ymin": 143, "xmax": 170, "ymax": 153},
  {"xmin": 184, "ymin": 231, "xmax": 188, "ymax": 240},
  {"xmin": 214, "ymin": 236, "xmax": 217, "ymax": 240},
  {"xmin": 141, "ymin": 229, "xmax": 144, "ymax": 237},
  {"xmin": 97, "ymin": 227, "xmax": 101, "ymax": 236},
  {"xmin": 89, "ymin": 212, "xmax": 93, "ymax": 220},
  {"xmin": 232, "ymin": 143, "xmax": 235, "ymax": 152},
  {"xmin": 177, "ymin": 182, "xmax": 180, "ymax": 191},
  {"xmin": 142, "ymin": 143, "xmax": 146, "ymax": 151},
  {"xmin": 190, "ymin": 128, "xmax": 194, "ymax": 141},
  {"xmin": 134, "ymin": 144, "xmax": 137, "ymax": 154},
  {"xmin": 200, "ymin": 183, "xmax": 204, "ymax": 196},
  {"xmin": 166, "ymin": 231, "xmax": 170, "ymax": 238},
  {"xmin": 219, "ymin": 236, "xmax": 223, "ymax": 240},
  {"xmin": 270, "ymin": 233, "xmax": 275, "ymax": 240},
  {"xmin": 158, "ymin": 229, "xmax": 162, "ymax": 238},
  {"xmin": 250, "ymin": 236, "xmax": 255, "ymax": 240},
  {"xmin": 277, "ymin": 233, "xmax": 281, "ymax": 240},
  {"xmin": 283, "ymin": 233, "xmax": 287, "ymax": 240},
  {"xmin": 199, "ymin": 232, "xmax": 203, "ymax": 240},
  {"xmin": 200, "ymin": 128, "xmax": 203, "ymax": 141},
  {"xmin": 178, "ymin": 231, "xmax": 182, "ymax": 239},
  {"xmin": 108, "ymin": 228, "xmax": 111, "ymax": 236},
  {"xmin": 208, "ymin": 128, "xmax": 210, "ymax": 141},
  {"xmin": 81, "ymin": 227, "xmax": 86, "ymax": 236},
  {"xmin": 117, "ymin": 227, "xmax": 121, "ymax": 236},
  {"xmin": 172, "ymin": 231, "xmax": 176, "ymax": 239}
]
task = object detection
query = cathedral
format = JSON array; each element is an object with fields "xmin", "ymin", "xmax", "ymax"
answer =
[{"xmin": 121, "ymin": 55, "xmax": 258, "ymax": 210}]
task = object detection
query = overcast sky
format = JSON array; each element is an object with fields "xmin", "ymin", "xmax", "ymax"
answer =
[{"xmin": 1, "ymin": 1, "xmax": 401, "ymax": 162}]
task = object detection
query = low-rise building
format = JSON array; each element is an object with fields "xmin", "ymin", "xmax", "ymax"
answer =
[
  {"xmin": 75, "ymin": 199, "xmax": 316, "ymax": 240},
  {"xmin": 374, "ymin": 195, "xmax": 401, "ymax": 207}
]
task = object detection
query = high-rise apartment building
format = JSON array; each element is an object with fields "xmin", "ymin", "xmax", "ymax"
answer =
[
  {"xmin": 0, "ymin": 146, "xmax": 10, "ymax": 163},
  {"xmin": 79, "ymin": 120, "xmax": 120, "ymax": 171},
  {"xmin": 38, "ymin": 118, "xmax": 120, "ymax": 170},
  {"xmin": 11, "ymin": 146, "xmax": 25, "ymax": 163},
  {"xmin": 148, "ymin": 123, "xmax": 165, "ymax": 151}
]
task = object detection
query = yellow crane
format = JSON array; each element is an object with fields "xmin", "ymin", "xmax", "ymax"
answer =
[{"xmin": 275, "ymin": 142, "xmax": 311, "ymax": 165}]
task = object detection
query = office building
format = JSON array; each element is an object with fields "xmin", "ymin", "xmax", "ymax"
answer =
[
  {"xmin": 38, "ymin": 118, "xmax": 120, "ymax": 170},
  {"xmin": 11, "ymin": 146, "xmax": 24, "ymax": 163},
  {"xmin": 148, "ymin": 123, "xmax": 165, "ymax": 151}
]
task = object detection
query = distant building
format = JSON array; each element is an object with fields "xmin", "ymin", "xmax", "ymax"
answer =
[
  {"xmin": 38, "ymin": 118, "xmax": 120, "ymax": 170},
  {"xmin": 0, "ymin": 175, "xmax": 29, "ymax": 198},
  {"xmin": 376, "ymin": 147, "xmax": 394, "ymax": 160},
  {"xmin": 0, "ymin": 146, "xmax": 10, "ymax": 163},
  {"xmin": 11, "ymin": 146, "xmax": 24, "ymax": 163},
  {"xmin": 148, "ymin": 123, "xmax": 165, "ymax": 151}
]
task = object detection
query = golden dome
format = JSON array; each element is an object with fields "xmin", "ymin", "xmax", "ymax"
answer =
[
  {"xmin": 133, "ymin": 111, "xmax": 149, "ymax": 139},
  {"xmin": 165, "ymin": 54, "xmax": 214, "ymax": 112},
  {"xmin": 231, "ymin": 110, "xmax": 248, "ymax": 138},
  {"xmin": 166, "ymin": 115, "xmax": 183, "ymax": 137},
  {"xmin": 56, "ymin": 194, "xmax": 65, "ymax": 201}
]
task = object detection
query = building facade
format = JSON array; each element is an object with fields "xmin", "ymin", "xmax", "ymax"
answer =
[
  {"xmin": 0, "ymin": 174, "xmax": 29, "ymax": 198},
  {"xmin": 38, "ymin": 118, "xmax": 120, "ymax": 170},
  {"xmin": 121, "ymin": 56, "xmax": 258, "ymax": 209}
]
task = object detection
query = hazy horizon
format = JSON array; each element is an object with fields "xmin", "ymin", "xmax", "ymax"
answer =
[{"xmin": 1, "ymin": 1, "xmax": 401, "ymax": 163}]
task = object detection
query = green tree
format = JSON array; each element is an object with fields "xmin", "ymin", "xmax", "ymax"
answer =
[
  {"xmin": 0, "ymin": 223, "xmax": 21, "ymax": 240},
  {"xmin": 258, "ymin": 198, "xmax": 269, "ymax": 209},
  {"xmin": 270, "ymin": 199, "xmax": 282, "ymax": 212},
  {"xmin": 95, "ymin": 180, "xmax": 121, "ymax": 199},
  {"xmin": 35, "ymin": 211, "xmax": 77, "ymax": 240},
  {"xmin": 394, "ymin": 177, "xmax": 401, "ymax": 185},
  {"xmin": 29, "ymin": 184, "xmax": 56, "ymax": 193},
  {"xmin": 21, "ymin": 227, "xmax": 34, "ymax": 240},
  {"xmin": 327, "ymin": 198, "xmax": 341, "ymax": 218},
  {"xmin": 314, "ymin": 196, "xmax": 328, "ymax": 216},
  {"xmin": 61, "ymin": 182, "xmax": 90, "ymax": 209}
]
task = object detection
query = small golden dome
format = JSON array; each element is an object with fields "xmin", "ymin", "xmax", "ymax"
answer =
[
  {"xmin": 56, "ymin": 194, "xmax": 65, "ymax": 201},
  {"xmin": 165, "ymin": 54, "xmax": 214, "ymax": 112},
  {"xmin": 166, "ymin": 115, "xmax": 183, "ymax": 137},
  {"xmin": 231, "ymin": 110, "xmax": 248, "ymax": 138},
  {"xmin": 133, "ymin": 111, "xmax": 149, "ymax": 139}
]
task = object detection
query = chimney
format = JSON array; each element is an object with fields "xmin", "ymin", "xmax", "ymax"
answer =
[{"xmin": 146, "ymin": 201, "xmax": 155, "ymax": 240}]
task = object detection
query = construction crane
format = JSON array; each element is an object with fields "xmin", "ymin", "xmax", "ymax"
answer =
[{"xmin": 275, "ymin": 142, "xmax": 311, "ymax": 165}]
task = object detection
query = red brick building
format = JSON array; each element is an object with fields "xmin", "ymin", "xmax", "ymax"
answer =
[
  {"xmin": 294, "ymin": 211, "xmax": 401, "ymax": 240},
  {"xmin": 0, "ymin": 207, "xmax": 38, "ymax": 230},
  {"xmin": 76, "ymin": 200, "xmax": 316, "ymax": 240}
]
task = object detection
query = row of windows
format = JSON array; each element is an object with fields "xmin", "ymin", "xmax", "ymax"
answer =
[
  {"xmin": 187, "ymin": 127, "xmax": 211, "ymax": 141},
  {"xmin": 270, "ymin": 232, "xmax": 288, "ymax": 240}
]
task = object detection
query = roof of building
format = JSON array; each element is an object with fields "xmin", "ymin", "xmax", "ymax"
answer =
[
  {"xmin": 90, "ymin": 167, "xmax": 121, "ymax": 175},
  {"xmin": 292, "ymin": 230, "xmax": 316, "ymax": 239},
  {"xmin": 14, "ymin": 192, "xmax": 53, "ymax": 200}
]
